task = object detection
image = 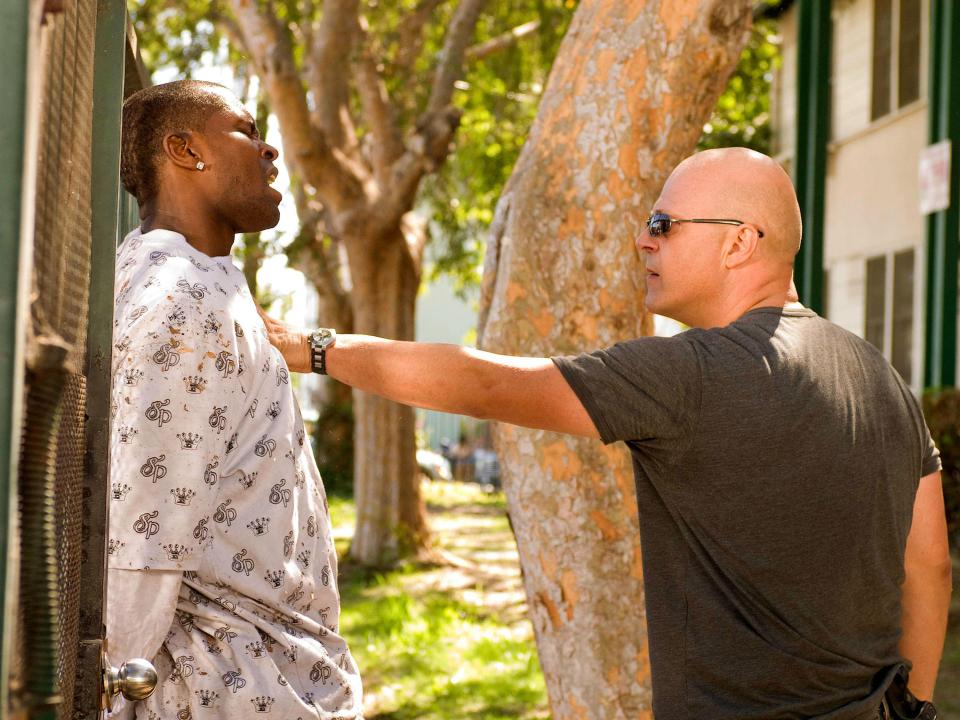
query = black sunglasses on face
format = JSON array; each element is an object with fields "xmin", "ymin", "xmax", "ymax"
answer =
[{"xmin": 645, "ymin": 212, "xmax": 765, "ymax": 239}]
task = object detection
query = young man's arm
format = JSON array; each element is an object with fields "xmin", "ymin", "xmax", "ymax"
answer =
[
  {"xmin": 256, "ymin": 308, "xmax": 599, "ymax": 438},
  {"xmin": 899, "ymin": 470, "xmax": 952, "ymax": 700}
]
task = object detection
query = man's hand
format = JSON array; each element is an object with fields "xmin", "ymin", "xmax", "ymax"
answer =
[{"xmin": 256, "ymin": 304, "xmax": 312, "ymax": 373}]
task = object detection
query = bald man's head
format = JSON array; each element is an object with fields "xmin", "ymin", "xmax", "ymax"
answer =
[{"xmin": 665, "ymin": 147, "xmax": 802, "ymax": 263}]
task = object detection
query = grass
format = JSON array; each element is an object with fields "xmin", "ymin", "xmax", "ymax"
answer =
[{"xmin": 329, "ymin": 480, "xmax": 550, "ymax": 720}]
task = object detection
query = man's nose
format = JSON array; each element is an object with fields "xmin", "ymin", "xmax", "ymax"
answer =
[
  {"xmin": 261, "ymin": 142, "xmax": 279, "ymax": 162},
  {"xmin": 635, "ymin": 228, "xmax": 658, "ymax": 255}
]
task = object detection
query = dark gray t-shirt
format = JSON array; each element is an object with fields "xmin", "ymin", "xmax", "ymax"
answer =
[{"xmin": 553, "ymin": 305, "xmax": 940, "ymax": 720}]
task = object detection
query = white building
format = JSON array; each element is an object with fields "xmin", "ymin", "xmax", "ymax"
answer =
[{"xmin": 770, "ymin": 0, "xmax": 958, "ymax": 390}]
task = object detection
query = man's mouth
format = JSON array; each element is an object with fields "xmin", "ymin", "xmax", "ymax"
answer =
[{"xmin": 265, "ymin": 167, "xmax": 279, "ymax": 186}]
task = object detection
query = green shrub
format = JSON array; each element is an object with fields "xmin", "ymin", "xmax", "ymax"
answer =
[{"xmin": 922, "ymin": 388, "xmax": 960, "ymax": 549}]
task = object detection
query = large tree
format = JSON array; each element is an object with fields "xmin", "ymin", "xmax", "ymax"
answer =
[
  {"xmin": 478, "ymin": 0, "xmax": 753, "ymax": 716},
  {"xmin": 131, "ymin": 0, "xmax": 574, "ymax": 564}
]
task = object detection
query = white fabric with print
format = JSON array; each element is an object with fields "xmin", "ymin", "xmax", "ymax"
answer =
[{"xmin": 109, "ymin": 228, "xmax": 362, "ymax": 719}]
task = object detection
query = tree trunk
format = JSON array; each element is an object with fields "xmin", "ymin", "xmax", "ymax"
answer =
[
  {"xmin": 477, "ymin": 1, "xmax": 752, "ymax": 717},
  {"xmin": 348, "ymin": 227, "xmax": 430, "ymax": 565}
]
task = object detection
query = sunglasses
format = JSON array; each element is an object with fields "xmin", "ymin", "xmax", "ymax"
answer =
[{"xmin": 645, "ymin": 212, "xmax": 764, "ymax": 239}]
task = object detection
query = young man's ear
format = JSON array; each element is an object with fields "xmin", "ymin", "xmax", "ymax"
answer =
[{"xmin": 163, "ymin": 132, "xmax": 204, "ymax": 171}]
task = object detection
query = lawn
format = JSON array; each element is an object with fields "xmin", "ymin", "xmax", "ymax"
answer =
[{"xmin": 329, "ymin": 481, "xmax": 550, "ymax": 720}]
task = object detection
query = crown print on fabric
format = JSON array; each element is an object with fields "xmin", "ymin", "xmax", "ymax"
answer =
[
  {"xmin": 107, "ymin": 538, "xmax": 125, "ymax": 555},
  {"xmin": 236, "ymin": 470, "xmax": 258, "ymax": 490},
  {"xmin": 263, "ymin": 569, "xmax": 285, "ymax": 589},
  {"xmin": 171, "ymin": 487, "xmax": 197, "ymax": 506},
  {"xmin": 247, "ymin": 517, "xmax": 270, "ymax": 535},
  {"xmin": 184, "ymin": 375, "xmax": 207, "ymax": 394},
  {"xmin": 117, "ymin": 425, "xmax": 138, "ymax": 444},
  {"xmin": 111, "ymin": 482, "xmax": 132, "ymax": 501},
  {"xmin": 194, "ymin": 690, "xmax": 219, "ymax": 708},
  {"xmin": 246, "ymin": 642, "xmax": 267, "ymax": 659},
  {"xmin": 296, "ymin": 550, "xmax": 311, "ymax": 569},
  {"xmin": 203, "ymin": 313, "xmax": 221, "ymax": 334},
  {"xmin": 266, "ymin": 402, "xmax": 281, "ymax": 420},
  {"xmin": 250, "ymin": 696, "xmax": 274, "ymax": 713},
  {"xmin": 177, "ymin": 432, "xmax": 202, "ymax": 450},
  {"xmin": 164, "ymin": 543, "xmax": 189, "ymax": 561},
  {"xmin": 166, "ymin": 306, "xmax": 186, "ymax": 327},
  {"xmin": 122, "ymin": 368, "xmax": 144, "ymax": 386}
]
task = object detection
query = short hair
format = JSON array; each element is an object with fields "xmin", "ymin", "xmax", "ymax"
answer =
[{"xmin": 120, "ymin": 80, "xmax": 233, "ymax": 204}]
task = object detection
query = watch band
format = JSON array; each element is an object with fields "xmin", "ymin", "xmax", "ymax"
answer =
[
  {"xmin": 309, "ymin": 328, "xmax": 336, "ymax": 375},
  {"xmin": 311, "ymin": 343, "xmax": 328, "ymax": 375}
]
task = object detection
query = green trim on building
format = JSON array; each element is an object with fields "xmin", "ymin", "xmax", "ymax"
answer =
[
  {"xmin": 793, "ymin": 0, "xmax": 832, "ymax": 315},
  {"xmin": 0, "ymin": 0, "xmax": 34, "ymax": 709},
  {"xmin": 923, "ymin": 0, "xmax": 960, "ymax": 388}
]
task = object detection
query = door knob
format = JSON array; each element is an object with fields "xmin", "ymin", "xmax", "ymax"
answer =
[{"xmin": 102, "ymin": 655, "xmax": 158, "ymax": 711}]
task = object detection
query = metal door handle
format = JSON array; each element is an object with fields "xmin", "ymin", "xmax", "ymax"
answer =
[{"xmin": 102, "ymin": 654, "xmax": 158, "ymax": 711}]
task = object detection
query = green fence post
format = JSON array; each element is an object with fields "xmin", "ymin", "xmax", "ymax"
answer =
[
  {"xmin": 0, "ymin": 0, "xmax": 38, "ymax": 711},
  {"xmin": 923, "ymin": 0, "xmax": 960, "ymax": 388},
  {"xmin": 793, "ymin": 0, "xmax": 832, "ymax": 314},
  {"xmin": 72, "ymin": 0, "xmax": 128, "ymax": 714}
]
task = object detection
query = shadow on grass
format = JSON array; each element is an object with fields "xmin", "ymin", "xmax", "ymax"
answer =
[{"xmin": 337, "ymin": 551, "xmax": 546, "ymax": 718}]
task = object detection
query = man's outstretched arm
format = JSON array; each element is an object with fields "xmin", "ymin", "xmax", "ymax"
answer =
[
  {"xmin": 899, "ymin": 471, "xmax": 952, "ymax": 700},
  {"xmin": 255, "ymin": 309, "xmax": 599, "ymax": 438}
]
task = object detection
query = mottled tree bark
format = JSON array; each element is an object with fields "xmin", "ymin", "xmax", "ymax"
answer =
[{"xmin": 478, "ymin": 1, "xmax": 752, "ymax": 717}]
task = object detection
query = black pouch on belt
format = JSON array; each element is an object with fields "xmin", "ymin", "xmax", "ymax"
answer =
[{"xmin": 881, "ymin": 665, "xmax": 938, "ymax": 720}]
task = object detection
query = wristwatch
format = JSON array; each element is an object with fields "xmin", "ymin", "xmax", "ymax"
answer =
[{"xmin": 308, "ymin": 328, "xmax": 337, "ymax": 375}]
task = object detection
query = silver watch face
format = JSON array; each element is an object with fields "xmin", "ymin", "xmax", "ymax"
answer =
[{"xmin": 310, "ymin": 328, "xmax": 336, "ymax": 349}]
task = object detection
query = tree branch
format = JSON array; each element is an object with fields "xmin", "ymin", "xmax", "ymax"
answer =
[
  {"xmin": 354, "ymin": 14, "xmax": 403, "ymax": 185},
  {"xmin": 305, "ymin": 0, "xmax": 360, "ymax": 151},
  {"xmin": 426, "ymin": 0, "xmax": 488, "ymax": 115},
  {"xmin": 228, "ymin": 0, "xmax": 366, "ymax": 213},
  {"xmin": 369, "ymin": 0, "xmax": 485, "ymax": 231},
  {"xmin": 375, "ymin": 106, "xmax": 461, "ymax": 231},
  {"xmin": 394, "ymin": 0, "xmax": 447, "ymax": 75},
  {"xmin": 465, "ymin": 19, "xmax": 540, "ymax": 62}
]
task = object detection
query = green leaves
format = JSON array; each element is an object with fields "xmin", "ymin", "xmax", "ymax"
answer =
[{"xmin": 698, "ymin": 18, "xmax": 781, "ymax": 153}]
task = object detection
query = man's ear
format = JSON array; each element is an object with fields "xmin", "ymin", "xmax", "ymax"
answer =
[
  {"xmin": 162, "ymin": 132, "xmax": 204, "ymax": 171},
  {"xmin": 723, "ymin": 225, "xmax": 761, "ymax": 269}
]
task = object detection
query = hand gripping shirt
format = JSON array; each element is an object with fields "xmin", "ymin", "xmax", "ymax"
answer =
[{"xmin": 109, "ymin": 228, "xmax": 362, "ymax": 719}]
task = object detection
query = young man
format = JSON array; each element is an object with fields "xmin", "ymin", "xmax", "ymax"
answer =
[
  {"xmin": 107, "ymin": 80, "xmax": 362, "ymax": 719},
  {"xmin": 262, "ymin": 148, "xmax": 952, "ymax": 719}
]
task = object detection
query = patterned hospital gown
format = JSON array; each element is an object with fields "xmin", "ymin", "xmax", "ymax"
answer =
[{"xmin": 109, "ymin": 228, "xmax": 362, "ymax": 718}]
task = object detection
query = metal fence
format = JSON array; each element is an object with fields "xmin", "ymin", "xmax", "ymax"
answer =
[{"xmin": 4, "ymin": 1, "xmax": 146, "ymax": 718}]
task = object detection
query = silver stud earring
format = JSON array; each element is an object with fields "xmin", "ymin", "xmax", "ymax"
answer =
[{"xmin": 196, "ymin": 161, "xmax": 205, "ymax": 171}]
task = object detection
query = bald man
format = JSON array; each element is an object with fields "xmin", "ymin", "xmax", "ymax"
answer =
[{"xmin": 262, "ymin": 148, "xmax": 950, "ymax": 719}]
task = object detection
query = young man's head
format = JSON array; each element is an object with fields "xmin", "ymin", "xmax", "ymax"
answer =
[
  {"xmin": 121, "ymin": 80, "xmax": 282, "ymax": 233},
  {"xmin": 636, "ymin": 147, "xmax": 802, "ymax": 328}
]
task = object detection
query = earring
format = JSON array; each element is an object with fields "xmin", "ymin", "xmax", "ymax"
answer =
[{"xmin": 196, "ymin": 161, "xmax": 205, "ymax": 171}]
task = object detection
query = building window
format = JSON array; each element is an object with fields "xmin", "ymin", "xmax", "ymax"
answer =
[
  {"xmin": 891, "ymin": 249, "xmax": 914, "ymax": 380},
  {"xmin": 871, "ymin": 0, "xmax": 922, "ymax": 121},
  {"xmin": 865, "ymin": 255, "xmax": 887, "ymax": 350},
  {"xmin": 864, "ymin": 250, "xmax": 916, "ymax": 382}
]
